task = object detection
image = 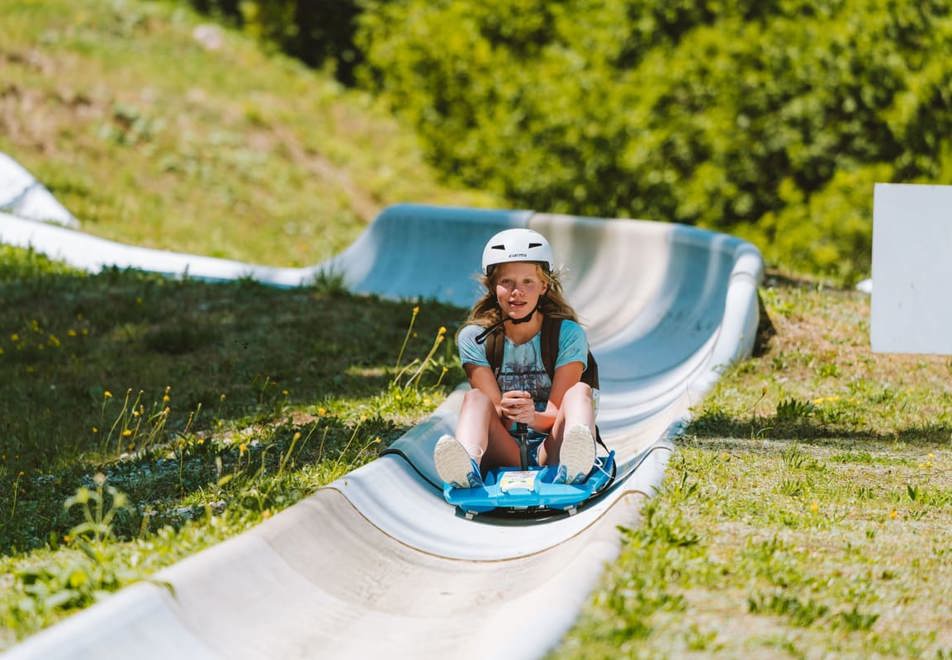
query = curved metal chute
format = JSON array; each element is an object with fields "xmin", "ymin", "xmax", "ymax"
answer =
[{"xmin": 1, "ymin": 204, "xmax": 762, "ymax": 659}]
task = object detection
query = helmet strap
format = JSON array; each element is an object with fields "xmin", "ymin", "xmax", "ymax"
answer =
[
  {"xmin": 474, "ymin": 298, "xmax": 543, "ymax": 344},
  {"xmin": 508, "ymin": 298, "xmax": 541, "ymax": 325}
]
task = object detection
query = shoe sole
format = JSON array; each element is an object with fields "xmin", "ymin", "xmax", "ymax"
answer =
[
  {"xmin": 434, "ymin": 435, "xmax": 476, "ymax": 488},
  {"xmin": 560, "ymin": 425, "xmax": 595, "ymax": 483}
]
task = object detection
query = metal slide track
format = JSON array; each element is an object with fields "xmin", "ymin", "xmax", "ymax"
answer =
[{"xmin": 1, "ymin": 205, "xmax": 762, "ymax": 659}]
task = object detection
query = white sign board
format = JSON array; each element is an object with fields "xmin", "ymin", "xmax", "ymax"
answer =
[{"xmin": 871, "ymin": 183, "xmax": 952, "ymax": 355}]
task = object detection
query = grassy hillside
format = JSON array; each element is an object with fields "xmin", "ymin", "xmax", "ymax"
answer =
[
  {"xmin": 558, "ymin": 279, "xmax": 951, "ymax": 658},
  {"xmin": 0, "ymin": 0, "xmax": 487, "ymax": 647},
  {"xmin": 0, "ymin": 0, "xmax": 498, "ymax": 266},
  {"xmin": 0, "ymin": 246, "xmax": 465, "ymax": 649}
]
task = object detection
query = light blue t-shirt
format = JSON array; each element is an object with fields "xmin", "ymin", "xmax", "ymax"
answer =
[{"xmin": 458, "ymin": 319, "xmax": 589, "ymax": 411}]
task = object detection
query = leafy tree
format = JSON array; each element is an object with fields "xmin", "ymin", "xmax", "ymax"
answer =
[
  {"xmin": 187, "ymin": 0, "xmax": 363, "ymax": 84},
  {"xmin": 181, "ymin": 0, "xmax": 952, "ymax": 282},
  {"xmin": 357, "ymin": 0, "xmax": 952, "ymax": 282}
]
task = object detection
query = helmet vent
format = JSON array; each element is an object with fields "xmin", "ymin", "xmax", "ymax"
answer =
[
  {"xmin": 528, "ymin": 242, "xmax": 542, "ymax": 248},
  {"xmin": 492, "ymin": 244, "xmax": 506, "ymax": 250}
]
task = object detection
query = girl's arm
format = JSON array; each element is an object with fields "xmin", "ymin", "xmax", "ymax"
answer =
[
  {"xmin": 465, "ymin": 364, "xmax": 537, "ymax": 428},
  {"xmin": 531, "ymin": 361, "xmax": 584, "ymax": 433}
]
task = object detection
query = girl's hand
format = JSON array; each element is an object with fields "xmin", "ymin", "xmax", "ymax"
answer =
[{"xmin": 501, "ymin": 390, "xmax": 535, "ymax": 424}]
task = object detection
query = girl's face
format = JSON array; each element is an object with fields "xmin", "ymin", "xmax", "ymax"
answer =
[{"xmin": 494, "ymin": 262, "xmax": 548, "ymax": 320}]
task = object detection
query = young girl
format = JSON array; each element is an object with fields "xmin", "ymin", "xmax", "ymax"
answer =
[{"xmin": 434, "ymin": 228, "xmax": 597, "ymax": 488}]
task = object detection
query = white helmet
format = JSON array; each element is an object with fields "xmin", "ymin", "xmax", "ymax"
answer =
[{"xmin": 481, "ymin": 228, "xmax": 554, "ymax": 275}]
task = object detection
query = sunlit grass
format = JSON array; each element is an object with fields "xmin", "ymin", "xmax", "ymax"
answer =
[
  {"xmin": 0, "ymin": 0, "xmax": 498, "ymax": 267},
  {"xmin": 557, "ymin": 273, "xmax": 951, "ymax": 659}
]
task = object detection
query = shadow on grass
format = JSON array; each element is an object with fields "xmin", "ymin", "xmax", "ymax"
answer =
[
  {"xmin": 689, "ymin": 409, "xmax": 951, "ymax": 448},
  {"xmin": 0, "ymin": 248, "xmax": 466, "ymax": 553}
]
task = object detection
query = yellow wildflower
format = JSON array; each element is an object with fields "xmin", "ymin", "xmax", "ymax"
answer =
[
  {"xmin": 889, "ymin": 509, "xmax": 898, "ymax": 520},
  {"xmin": 239, "ymin": 443, "xmax": 248, "ymax": 455},
  {"xmin": 318, "ymin": 407, "xmax": 327, "ymax": 416},
  {"xmin": 163, "ymin": 394, "xmax": 170, "ymax": 403},
  {"xmin": 67, "ymin": 329, "xmax": 77, "ymax": 337},
  {"xmin": 11, "ymin": 333, "xmax": 19, "ymax": 342},
  {"xmin": 810, "ymin": 501, "xmax": 819, "ymax": 513},
  {"xmin": 91, "ymin": 426, "xmax": 99, "ymax": 434},
  {"xmin": 122, "ymin": 429, "xmax": 133, "ymax": 437},
  {"xmin": 412, "ymin": 305, "xmax": 420, "ymax": 316},
  {"xmin": 104, "ymin": 390, "xmax": 113, "ymax": 399}
]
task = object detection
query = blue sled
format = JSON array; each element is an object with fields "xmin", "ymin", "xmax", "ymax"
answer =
[{"xmin": 442, "ymin": 451, "xmax": 616, "ymax": 519}]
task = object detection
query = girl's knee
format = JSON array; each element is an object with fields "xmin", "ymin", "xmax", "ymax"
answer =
[
  {"xmin": 566, "ymin": 382, "xmax": 592, "ymax": 402},
  {"xmin": 463, "ymin": 388, "xmax": 492, "ymax": 408}
]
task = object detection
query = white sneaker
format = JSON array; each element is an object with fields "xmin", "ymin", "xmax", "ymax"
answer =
[
  {"xmin": 555, "ymin": 425, "xmax": 595, "ymax": 485},
  {"xmin": 434, "ymin": 435, "xmax": 483, "ymax": 488}
]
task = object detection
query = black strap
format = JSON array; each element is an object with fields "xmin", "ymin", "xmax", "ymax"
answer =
[
  {"xmin": 484, "ymin": 326, "xmax": 505, "ymax": 380},
  {"xmin": 595, "ymin": 426, "xmax": 609, "ymax": 452},
  {"xmin": 473, "ymin": 300, "xmax": 542, "ymax": 345},
  {"xmin": 540, "ymin": 317, "xmax": 600, "ymax": 389},
  {"xmin": 484, "ymin": 316, "xmax": 600, "ymax": 389}
]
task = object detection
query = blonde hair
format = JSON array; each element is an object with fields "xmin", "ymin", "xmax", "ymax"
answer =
[{"xmin": 464, "ymin": 262, "xmax": 578, "ymax": 328}]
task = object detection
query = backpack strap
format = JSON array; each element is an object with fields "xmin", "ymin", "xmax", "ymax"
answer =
[
  {"xmin": 483, "ymin": 327, "xmax": 505, "ymax": 379},
  {"xmin": 540, "ymin": 316, "xmax": 561, "ymax": 382},
  {"xmin": 540, "ymin": 317, "xmax": 600, "ymax": 390},
  {"xmin": 485, "ymin": 316, "xmax": 600, "ymax": 390}
]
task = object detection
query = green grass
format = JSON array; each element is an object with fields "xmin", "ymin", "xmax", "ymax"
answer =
[
  {"xmin": 556, "ymin": 275, "xmax": 952, "ymax": 658},
  {"xmin": 0, "ymin": 0, "xmax": 494, "ymax": 647},
  {"xmin": 0, "ymin": 0, "xmax": 498, "ymax": 266},
  {"xmin": 3, "ymin": 2, "xmax": 950, "ymax": 656},
  {"xmin": 0, "ymin": 246, "xmax": 466, "ymax": 648}
]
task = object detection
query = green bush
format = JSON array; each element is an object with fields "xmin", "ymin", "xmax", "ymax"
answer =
[
  {"xmin": 178, "ymin": 0, "xmax": 952, "ymax": 283},
  {"xmin": 356, "ymin": 0, "xmax": 952, "ymax": 283},
  {"xmin": 185, "ymin": 0, "xmax": 363, "ymax": 83}
]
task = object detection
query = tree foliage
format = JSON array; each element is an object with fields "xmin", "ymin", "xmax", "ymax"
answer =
[
  {"xmin": 182, "ymin": 0, "xmax": 952, "ymax": 282},
  {"xmin": 186, "ymin": 0, "xmax": 363, "ymax": 83},
  {"xmin": 356, "ymin": 0, "xmax": 952, "ymax": 282}
]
